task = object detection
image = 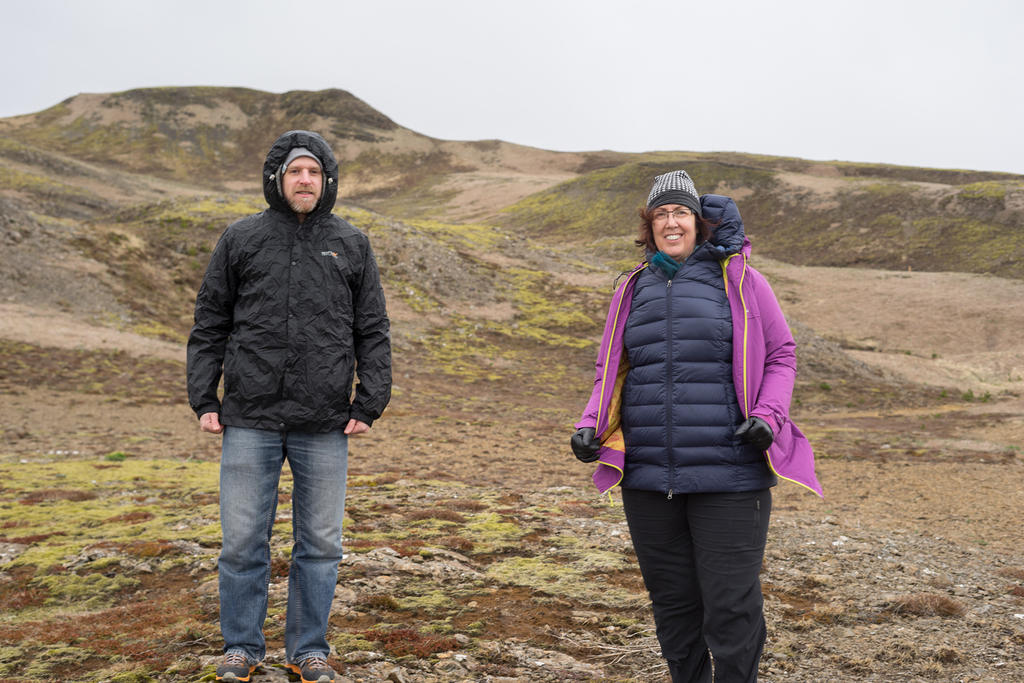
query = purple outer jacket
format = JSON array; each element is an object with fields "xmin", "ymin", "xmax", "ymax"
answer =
[{"xmin": 575, "ymin": 239, "xmax": 824, "ymax": 498}]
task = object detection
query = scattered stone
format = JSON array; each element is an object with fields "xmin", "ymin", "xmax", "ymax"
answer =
[
  {"xmin": 195, "ymin": 576, "xmax": 219, "ymax": 597},
  {"xmin": 386, "ymin": 667, "xmax": 410, "ymax": 682},
  {"xmin": 571, "ymin": 609, "xmax": 602, "ymax": 624},
  {"xmin": 253, "ymin": 665, "xmax": 291, "ymax": 682},
  {"xmin": 342, "ymin": 545, "xmax": 483, "ymax": 582},
  {"xmin": 433, "ymin": 657, "xmax": 466, "ymax": 674},
  {"xmin": 343, "ymin": 650, "xmax": 382, "ymax": 664},
  {"xmin": 0, "ymin": 542, "xmax": 28, "ymax": 564}
]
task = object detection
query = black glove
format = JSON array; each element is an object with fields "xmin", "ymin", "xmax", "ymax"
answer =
[
  {"xmin": 735, "ymin": 416, "xmax": 774, "ymax": 451},
  {"xmin": 571, "ymin": 427, "xmax": 600, "ymax": 463}
]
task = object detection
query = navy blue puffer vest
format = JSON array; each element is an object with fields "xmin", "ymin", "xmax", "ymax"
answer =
[{"xmin": 619, "ymin": 247, "xmax": 775, "ymax": 494}]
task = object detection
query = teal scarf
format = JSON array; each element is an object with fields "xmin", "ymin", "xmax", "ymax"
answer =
[{"xmin": 650, "ymin": 250, "xmax": 682, "ymax": 279}]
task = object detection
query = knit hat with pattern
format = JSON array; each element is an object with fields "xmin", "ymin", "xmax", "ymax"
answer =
[{"xmin": 645, "ymin": 170, "xmax": 702, "ymax": 217}]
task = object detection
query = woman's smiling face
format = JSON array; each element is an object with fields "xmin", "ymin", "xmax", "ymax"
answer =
[{"xmin": 651, "ymin": 204, "xmax": 697, "ymax": 260}]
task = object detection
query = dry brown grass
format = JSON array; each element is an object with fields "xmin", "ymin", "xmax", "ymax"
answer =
[
  {"xmin": 559, "ymin": 500, "xmax": 602, "ymax": 518},
  {"xmin": 359, "ymin": 593, "xmax": 400, "ymax": 611},
  {"xmin": 887, "ymin": 593, "xmax": 967, "ymax": 617},
  {"xmin": 438, "ymin": 498, "xmax": 488, "ymax": 512},
  {"xmin": 18, "ymin": 488, "xmax": 97, "ymax": 504},
  {"xmin": 404, "ymin": 507, "xmax": 467, "ymax": 523},
  {"xmin": 996, "ymin": 567, "xmax": 1024, "ymax": 580},
  {"xmin": 437, "ymin": 535, "xmax": 474, "ymax": 552},
  {"xmin": 356, "ymin": 628, "xmax": 459, "ymax": 658},
  {"xmin": 105, "ymin": 510, "xmax": 155, "ymax": 524}
]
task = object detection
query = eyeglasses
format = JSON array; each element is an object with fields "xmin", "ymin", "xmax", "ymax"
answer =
[{"xmin": 651, "ymin": 208, "xmax": 694, "ymax": 223}]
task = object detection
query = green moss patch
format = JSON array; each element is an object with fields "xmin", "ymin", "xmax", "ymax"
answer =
[
  {"xmin": 485, "ymin": 555, "xmax": 644, "ymax": 607},
  {"xmin": 0, "ymin": 458, "xmax": 221, "ymax": 572},
  {"xmin": 31, "ymin": 572, "xmax": 139, "ymax": 609}
]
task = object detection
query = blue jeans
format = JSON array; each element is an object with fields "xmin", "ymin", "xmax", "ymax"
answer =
[{"xmin": 218, "ymin": 426, "xmax": 348, "ymax": 664}]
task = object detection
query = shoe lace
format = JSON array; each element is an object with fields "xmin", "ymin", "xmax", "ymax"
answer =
[
  {"xmin": 224, "ymin": 652, "xmax": 249, "ymax": 666},
  {"xmin": 302, "ymin": 654, "xmax": 328, "ymax": 669}
]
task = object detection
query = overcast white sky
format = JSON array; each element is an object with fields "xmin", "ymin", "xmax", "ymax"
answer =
[{"xmin": 3, "ymin": 0, "xmax": 1022, "ymax": 174}]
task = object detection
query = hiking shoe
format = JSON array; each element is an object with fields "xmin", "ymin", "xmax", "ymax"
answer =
[
  {"xmin": 215, "ymin": 652, "xmax": 257, "ymax": 681},
  {"xmin": 286, "ymin": 654, "xmax": 337, "ymax": 683}
]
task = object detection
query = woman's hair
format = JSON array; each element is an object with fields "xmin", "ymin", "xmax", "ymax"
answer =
[{"xmin": 635, "ymin": 205, "xmax": 714, "ymax": 254}]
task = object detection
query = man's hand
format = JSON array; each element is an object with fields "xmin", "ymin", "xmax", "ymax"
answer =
[
  {"xmin": 199, "ymin": 412, "xmax": 223, "ymax": 434},
  {"xmin": 571, "ymin": 427, "xmax": 601, "ymax": 463},
  {"xmin": 734, "ymin": 416, "xmax": 774, "ymax": 451},
  {"xmin": 344, "ymin": 419, "xmax": 370, "ymax": 435}
]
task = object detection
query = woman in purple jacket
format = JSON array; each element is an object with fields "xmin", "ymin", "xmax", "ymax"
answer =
[{"xmin": 572, "ymin": 170, "xmax": 821, "ymax": 682}]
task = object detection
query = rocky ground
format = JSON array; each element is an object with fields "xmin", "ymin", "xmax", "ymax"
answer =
[{"xmin": 1, "ymin": 354, "xmax": 1022, "ymax": 682}]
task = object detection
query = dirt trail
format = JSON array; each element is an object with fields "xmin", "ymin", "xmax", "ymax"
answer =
[{"xmin": 0, "ymin": 303, "xmax": 184, "ymax": 362}]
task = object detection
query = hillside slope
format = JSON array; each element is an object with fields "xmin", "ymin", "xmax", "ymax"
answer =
[
  {"xmin": 4, "ymin": 86, "xmax": 1022, "ymax": 277},
  {"xmin": 500, "ymin": 158, "xmax": 1024, "ymax": 279}
]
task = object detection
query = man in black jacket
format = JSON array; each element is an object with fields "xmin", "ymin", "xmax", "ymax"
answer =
[{"xmin": 187, "ymin": 130, "xmax": 391, "ymax": 683}]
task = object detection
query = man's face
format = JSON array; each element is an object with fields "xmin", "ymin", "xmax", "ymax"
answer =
[{"xmin": 282, "ymin": 156, "xmax": 323, "ymax": 215}]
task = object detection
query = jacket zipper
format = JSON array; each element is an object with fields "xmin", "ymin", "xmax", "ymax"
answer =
[
  {"xmin": 283, "ymin": 228, "xmax": 297, "ymax": 406},
  {"xmin": 665, "ymin": 278, "xmax": 675, "ymax": 497}
]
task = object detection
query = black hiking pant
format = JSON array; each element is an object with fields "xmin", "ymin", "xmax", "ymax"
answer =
[{"xmin": 621, "ymin": 488, "xmax": 772, "ymax": 683}]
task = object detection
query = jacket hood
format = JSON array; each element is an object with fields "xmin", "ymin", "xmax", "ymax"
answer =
[
  {"xmin": 695, "ymin": 193, "xmax": 750, "ymax": 261},
  {"xmin": 262, "ymin": 130, "xmax": 340, "ymax": 220}
]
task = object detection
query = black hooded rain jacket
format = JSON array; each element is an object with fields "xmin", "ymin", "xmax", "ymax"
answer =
[{"xmin": 186, "ymin": 130, "xmax": 391, "ymax": 430}]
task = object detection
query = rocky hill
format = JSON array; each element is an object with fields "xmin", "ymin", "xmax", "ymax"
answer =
[
  {"xmin": 1, "ymin": 87, "xmax": 1022, "ymax": 682},
  {"xmin": 0, "ymin": 87, "xmax": 605, "ymax": 222}
]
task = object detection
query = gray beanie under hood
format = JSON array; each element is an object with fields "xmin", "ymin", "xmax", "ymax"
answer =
[{"xmin": 274, "ymin": 146, "xmax": 323, "ymax": 199}]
